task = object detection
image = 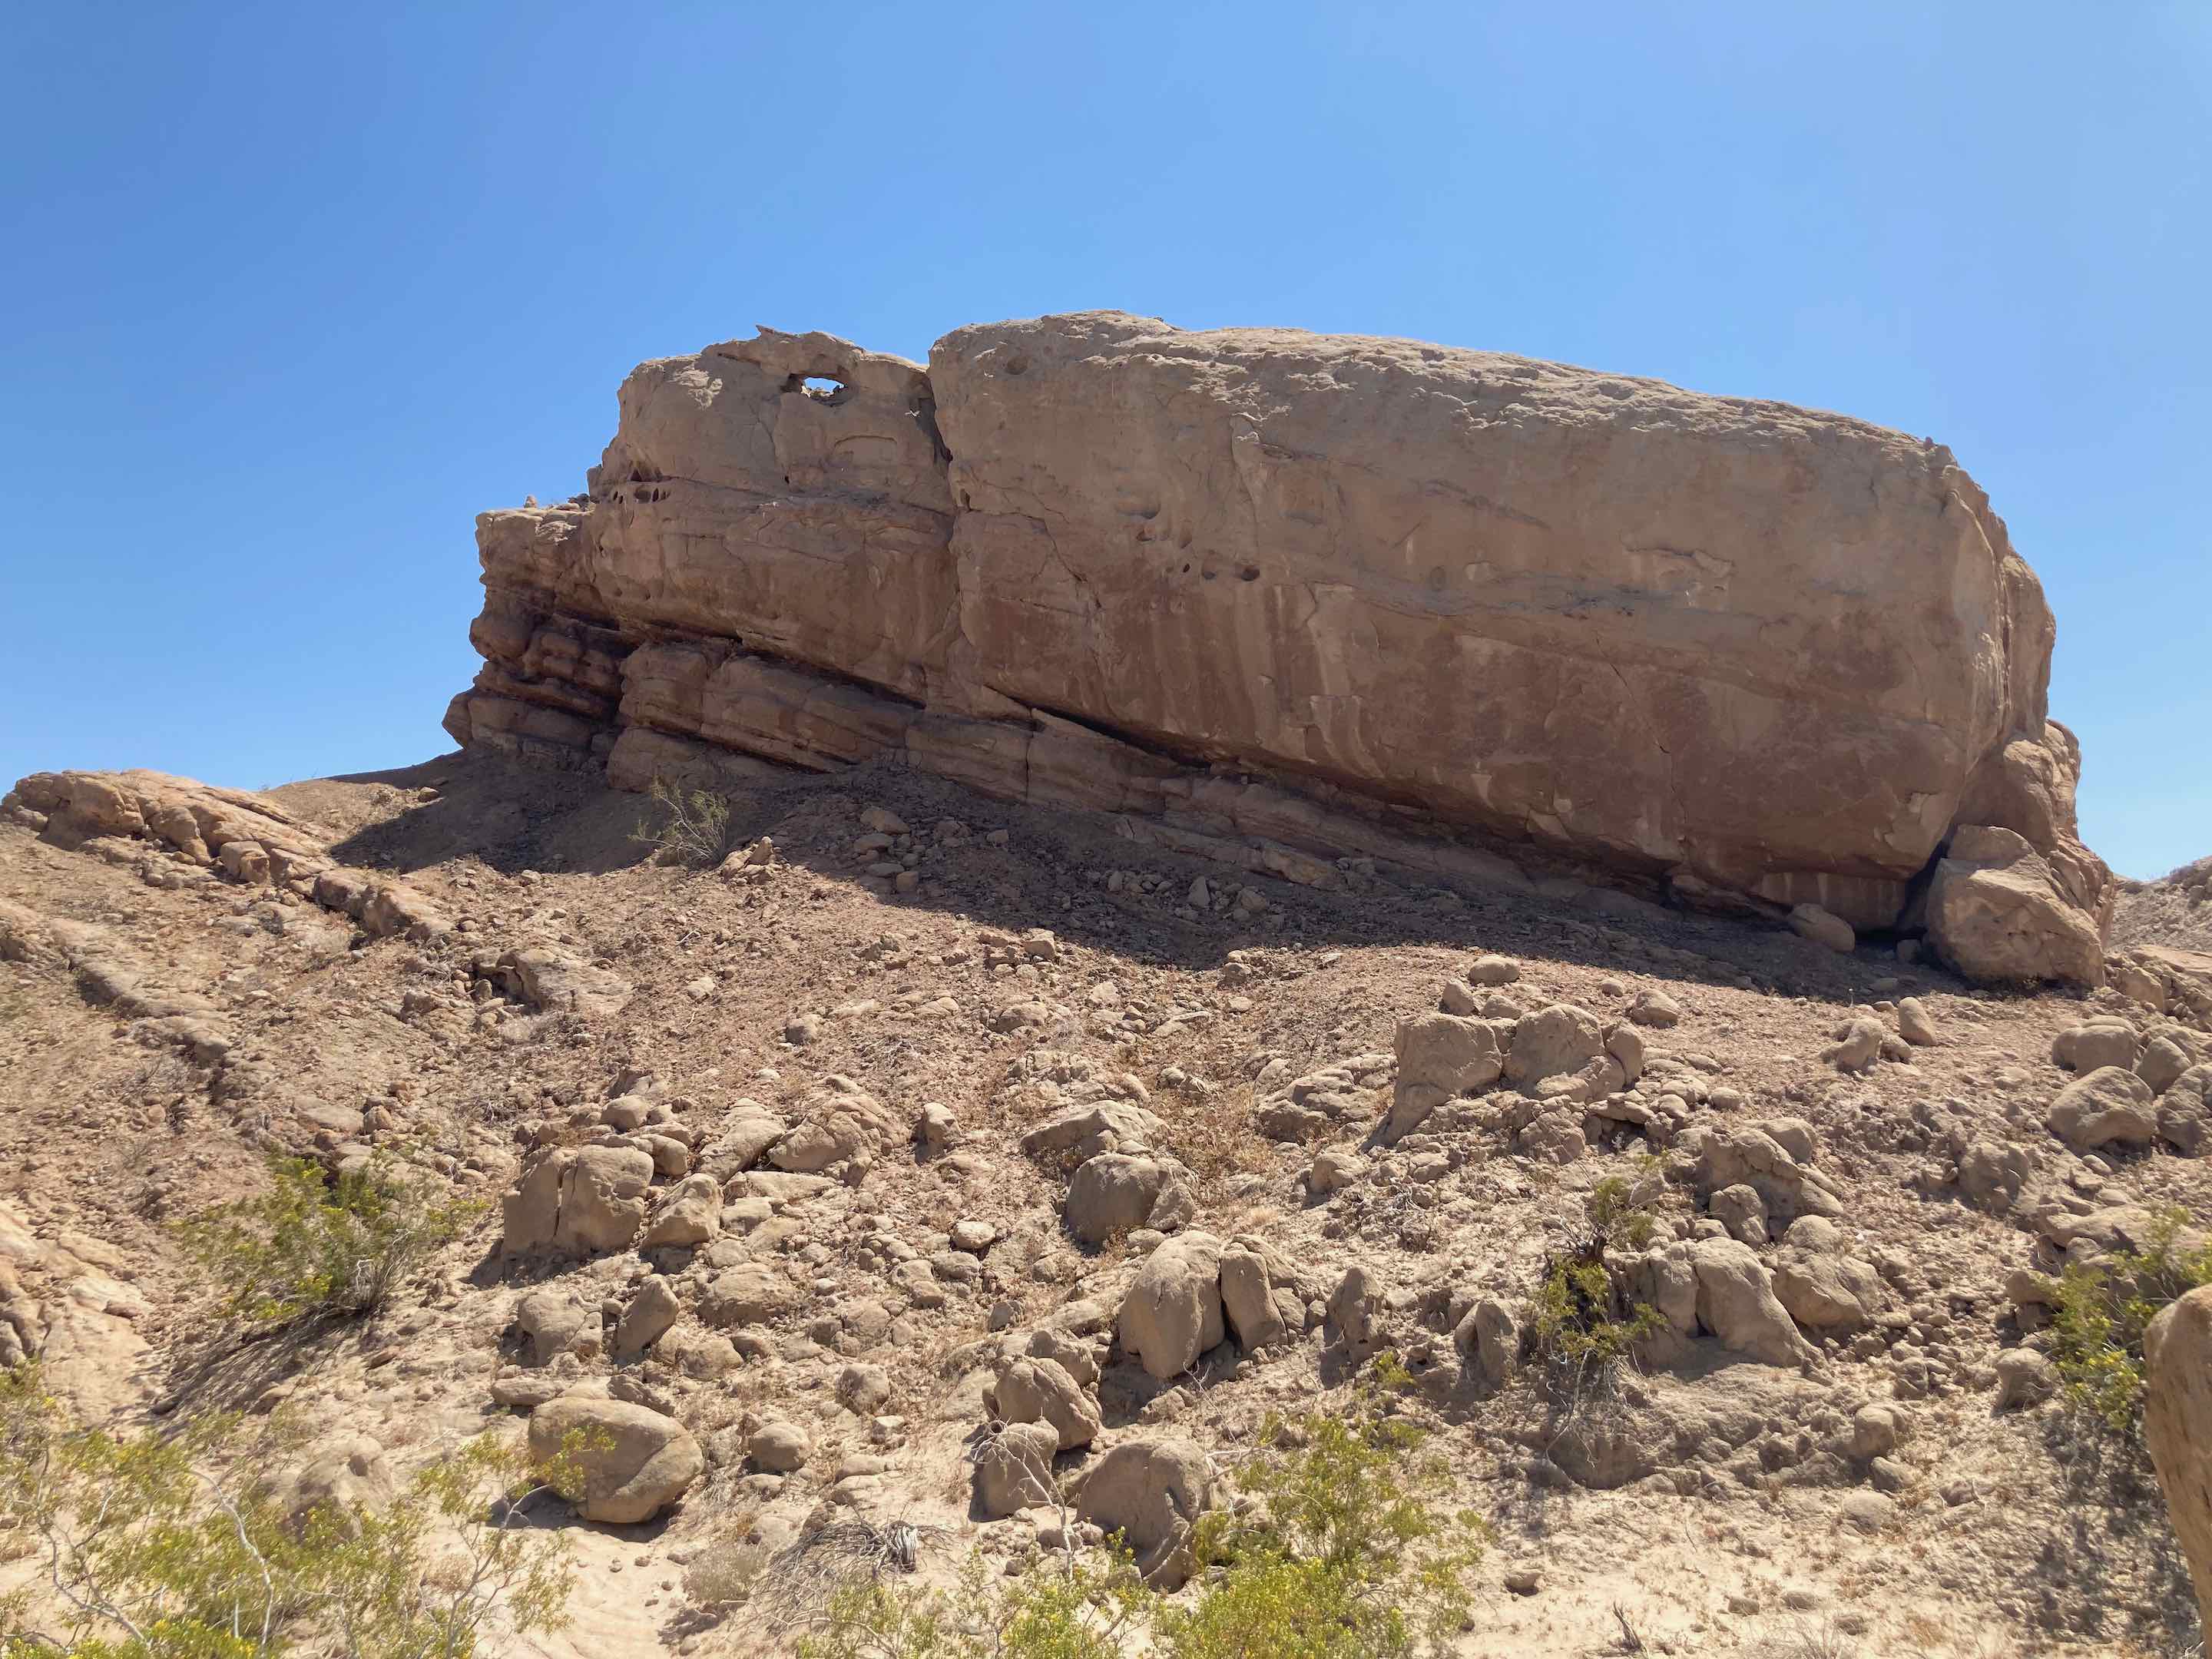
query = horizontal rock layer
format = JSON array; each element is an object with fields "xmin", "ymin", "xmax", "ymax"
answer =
[{"xmin": 443, "ymin": 313, "xmax": 2111, "ymax": 977}]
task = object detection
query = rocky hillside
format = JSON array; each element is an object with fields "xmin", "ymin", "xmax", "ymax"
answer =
[
  {"xmin": 4, "ymin": 753, "xmax": 2211, "ymax": 1656},
  {"xmin": 2115, "ymin": 859, "xmax": 2212, "ymax": 955}
]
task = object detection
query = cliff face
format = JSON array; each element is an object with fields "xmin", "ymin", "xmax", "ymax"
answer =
[{"xmin": 443, "ymin": 310, "xmax": 2111, "ymax": 979}]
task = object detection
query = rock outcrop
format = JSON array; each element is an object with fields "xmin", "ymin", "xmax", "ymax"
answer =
[
  {"xmin": 442, "ymin": 312, "xmax": 2111, "ymax": 982},
  {"xmin": 1, "ymin": 770, "xmax": 452, "ymax": 949}
]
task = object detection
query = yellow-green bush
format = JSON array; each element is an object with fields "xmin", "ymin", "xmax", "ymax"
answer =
[
  {"xmin": 1157, "ymin": 1380, "xmax": 1487, "ymax": 1658},
  {"xmin": 1528, "ymin": 1173, "xmax": 1664, "ymax": 1385},
  {"xmin": 2051, "ymin": 1204, "xmax": 2212, "ymax": 1434},
  {"xmin": 0, "ymin": 1369, "xmax": 576, "ymax": 1658},
  {"xmin": 785, "ymin": 1369, "xmax": 1485, "ymax": 1659},
  {"xmin": 177, "ymin": 1155, "xmax": 476, "ymax": 1331},
  {"xmin": 630, "ymin": 777, "xmax": 734, "ymax": 866},
  {"xmin": 795, "ymin": 1551, "xmax": 1148, "ymax": 1659}
]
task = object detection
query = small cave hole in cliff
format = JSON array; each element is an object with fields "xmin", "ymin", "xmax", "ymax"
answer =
[{"xmin": 786, "ymin": 373, "xmax": 850, "ymax": 406}]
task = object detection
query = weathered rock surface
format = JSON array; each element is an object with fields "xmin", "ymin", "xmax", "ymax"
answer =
[
  {"xmin": 988, "ymin": 1356, "xmax": 1101, "ymax": 1450},
  {"xmin": 502, "ymin": 1144, "xmax": 656, "ymax": 1257},
  {"xmin": 1068, "ymin": 1435, "xmax": 1217, "ymax": 1587},
  {"xmin": 1118, "ymin": 1232, "xmax": 1225, "ymax": 1381},
  {"xmin": 1928, "ymin": 820, "xmax": 2110, "ymax": 988},
  {"xmin": 1064, "ymin": 1151, "xmax": 1194, "ymax": 1246},
  {"xmin": 974, "ymin": 1419, "xmax": 1061, "ymax": 1518},
  {"xmin": 1627, "ymin": 1237, "xmax": 1816, "ymax": 1367},
  {"xmin": 2144, "ymin": 1286, "xmax": 2212, "ymax": 1636},
  {"xmin": 2048, "ymin": 1066, "xmax": 2159, "ymax": 1151},
  {"xmin": 1545, "ymin": 1366, "xmax": 1820, "ymax": 1489},
  {"xmin": 2, "ymin": 771, "xmax": 454, "ymax": 955},
  {"xmin": 440, "ymin": 313, "xmax": 2110, "ymax": 979},
  {"xmin": 527, "ymin": 1394, "xmax": 704, "ymax": 1525}
]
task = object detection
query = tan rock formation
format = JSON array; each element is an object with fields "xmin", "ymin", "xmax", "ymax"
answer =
[{"xmin": 442, "ymin": 312, "xmax": 2112, "ymax": 982}]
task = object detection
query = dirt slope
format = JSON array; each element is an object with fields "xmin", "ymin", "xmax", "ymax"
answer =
[
  {"xmin": 3, "ymin": 750, "xmax": 2210, "ymax": 1657},
  {"xmin": 2114, "ymin": 859, "xmax": 2212, "ymax": 955}
]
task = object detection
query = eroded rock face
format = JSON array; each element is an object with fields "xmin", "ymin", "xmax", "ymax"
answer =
[
  {"xmin": 442, "ymin": 312, "xmax": 2109, "ymax": 975},
  {"xmin": 1118, "ymin": 1232, "xmax": 1226, "ymax": 1381}
]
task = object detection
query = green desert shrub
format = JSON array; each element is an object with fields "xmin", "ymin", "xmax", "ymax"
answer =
[
  {"xmin": 794, "ymin": 1550, "xmax": 1148, "ymax": 1659},
  {"xmin": 2051, "ymin": 1204, "xmax": 2212, "ymax": 1434},
  {"xmin": 788, "ymin": 1369, "xmax": 1485, "ymax": 1659},
  {"xmin": 177, "ymin": 1154, "xmax": 477, "ymax": 1332},
  {"xmin": 631, "ymin": 777, "xmax": 733, "ymax": 866},
  {"xmin": 0, "ymin": 1368, "xmax": 577, "ymax": 1658},
  {"xmin": 1529, "ymin": 1172, "xmax": 1665, "ymax": 1386},
  {"xmin": 1156, "ymin": 1377, "xmax": 1488, "ymax": 1658}
]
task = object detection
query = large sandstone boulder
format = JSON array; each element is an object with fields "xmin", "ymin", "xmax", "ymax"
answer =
[
  {"xmin": 769, "ymin": 1075, "xmax": 902, "ymax": 1177},
  {"xmin": 1118, "ymin": 1232, "xmax": 1226, "ymax": 1381},
  {"xmin": 1770, "ymin": 1219, "xmax": 1887, "ymax": 1332},
  {"xmin": 527, "ymin": 1395, "xmax": 704, "ymax": 1524},
  {"xmin": 501, "ymin": 1145, "xmax": 655, "ymax": 1257},
  {"xmin": 974, "ymin": 1420, "xmax": 1061, "ymax": 1518},
  {"xmin": 8, "ymin": 770, "xmax": 326, "ymax": 877},
  {"xmin": 1928, "ymin": 823, "xmax": 2109, "ymax": 988},
  {"xmin": 1504, "ymin": 1003, "xmax": 1609, "ymax": 1094},
  {"xmin": 2163, "ymin": 1065, "xmax": 2212, "ymax": 1156},
  {"xmin": 1628, "ymin": 1238, "xmax": 1816, "ymax": 1367},
  {"xmin": 1685, "ymin": 1238, "xmax": 1817, "ymax": 1367},
  {"xmin": 1068, "ymin": 1436, "xmax": 1217, "ymax": 1587},
  {"xmin": 2145, "ymin": 1286, "xmax": 2212, "ymax": 1636},
  {"xmin": 1677, "ymin": 1119, "xmax": 1843, "ymax": 1229},
  {"xmin": 988, "ymin": 1356, "xmax": 1101, "ymax": 1450},
  {"xmin": 696, "ymin": 1263, "xmax": 797, "ymax": 1329},
  {"xmin": 513, "ymin": 1286, "xmax": 595, "ymax": 1366},
  {"xmin": 2048, "ymin": 1066, "xmax": 2160, "ymax": 1151},
  {"xmin": 1389, "ymin": 1012, "xmax": 1502, "ymax": 1137},
  {"xmin": 441, "ymin": 314, "xmax": 2108, "ymax": 974},
  {"xmin": 611, "ymin": 1275, "xmax": 680, "ymax": 1357},
  {"xmin": 1064, "ymin": 1151, "xmax": 1195, "ymax": 1245},
  {"xmin": 2054, "ymin": 1016, "xmax": 2144, "ymax": 1075},
  {"xmin": 1218, "ymin": 1238, "xmax": 1301, "ymax": 1352},
  {"xmin": 638, "ymin": 1174, "xmax": 722, "ymax": 1250}
]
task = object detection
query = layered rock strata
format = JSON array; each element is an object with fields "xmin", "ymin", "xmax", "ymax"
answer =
[{"xmin": 443, "ymin": 313, "xmax": 2111, "ymax": 980}]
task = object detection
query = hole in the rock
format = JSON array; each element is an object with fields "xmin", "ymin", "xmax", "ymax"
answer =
[
  {"xmin": 784, "ymin": 373, "xmax": 850, "ymax": 404},
  {"xmin": 1239, "ymin": 565, "xmax": 1261, "ymax": 581}
]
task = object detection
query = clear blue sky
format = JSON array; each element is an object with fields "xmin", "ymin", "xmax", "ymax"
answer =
[{"xmin": 3, "ymin": 3, "xmax": 2205, "ymax": 878}]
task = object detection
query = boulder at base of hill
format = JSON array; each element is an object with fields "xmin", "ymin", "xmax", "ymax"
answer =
[{"xmin": 527, "ymin": 1395, "xmax": 704, "ymax": 1524}]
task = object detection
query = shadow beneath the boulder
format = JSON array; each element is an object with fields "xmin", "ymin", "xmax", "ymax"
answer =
[
  {"xmin": 157, "ymin": 1318, "xmax": 358, "ymax": 1419},
  {"xmin": 313, "ymin": 750, "xmax": 2005, "ymax": 1008},
  {"xmin": 2026, "ymin": 1406, "xmax": 2201, "ymax": 1649}
]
